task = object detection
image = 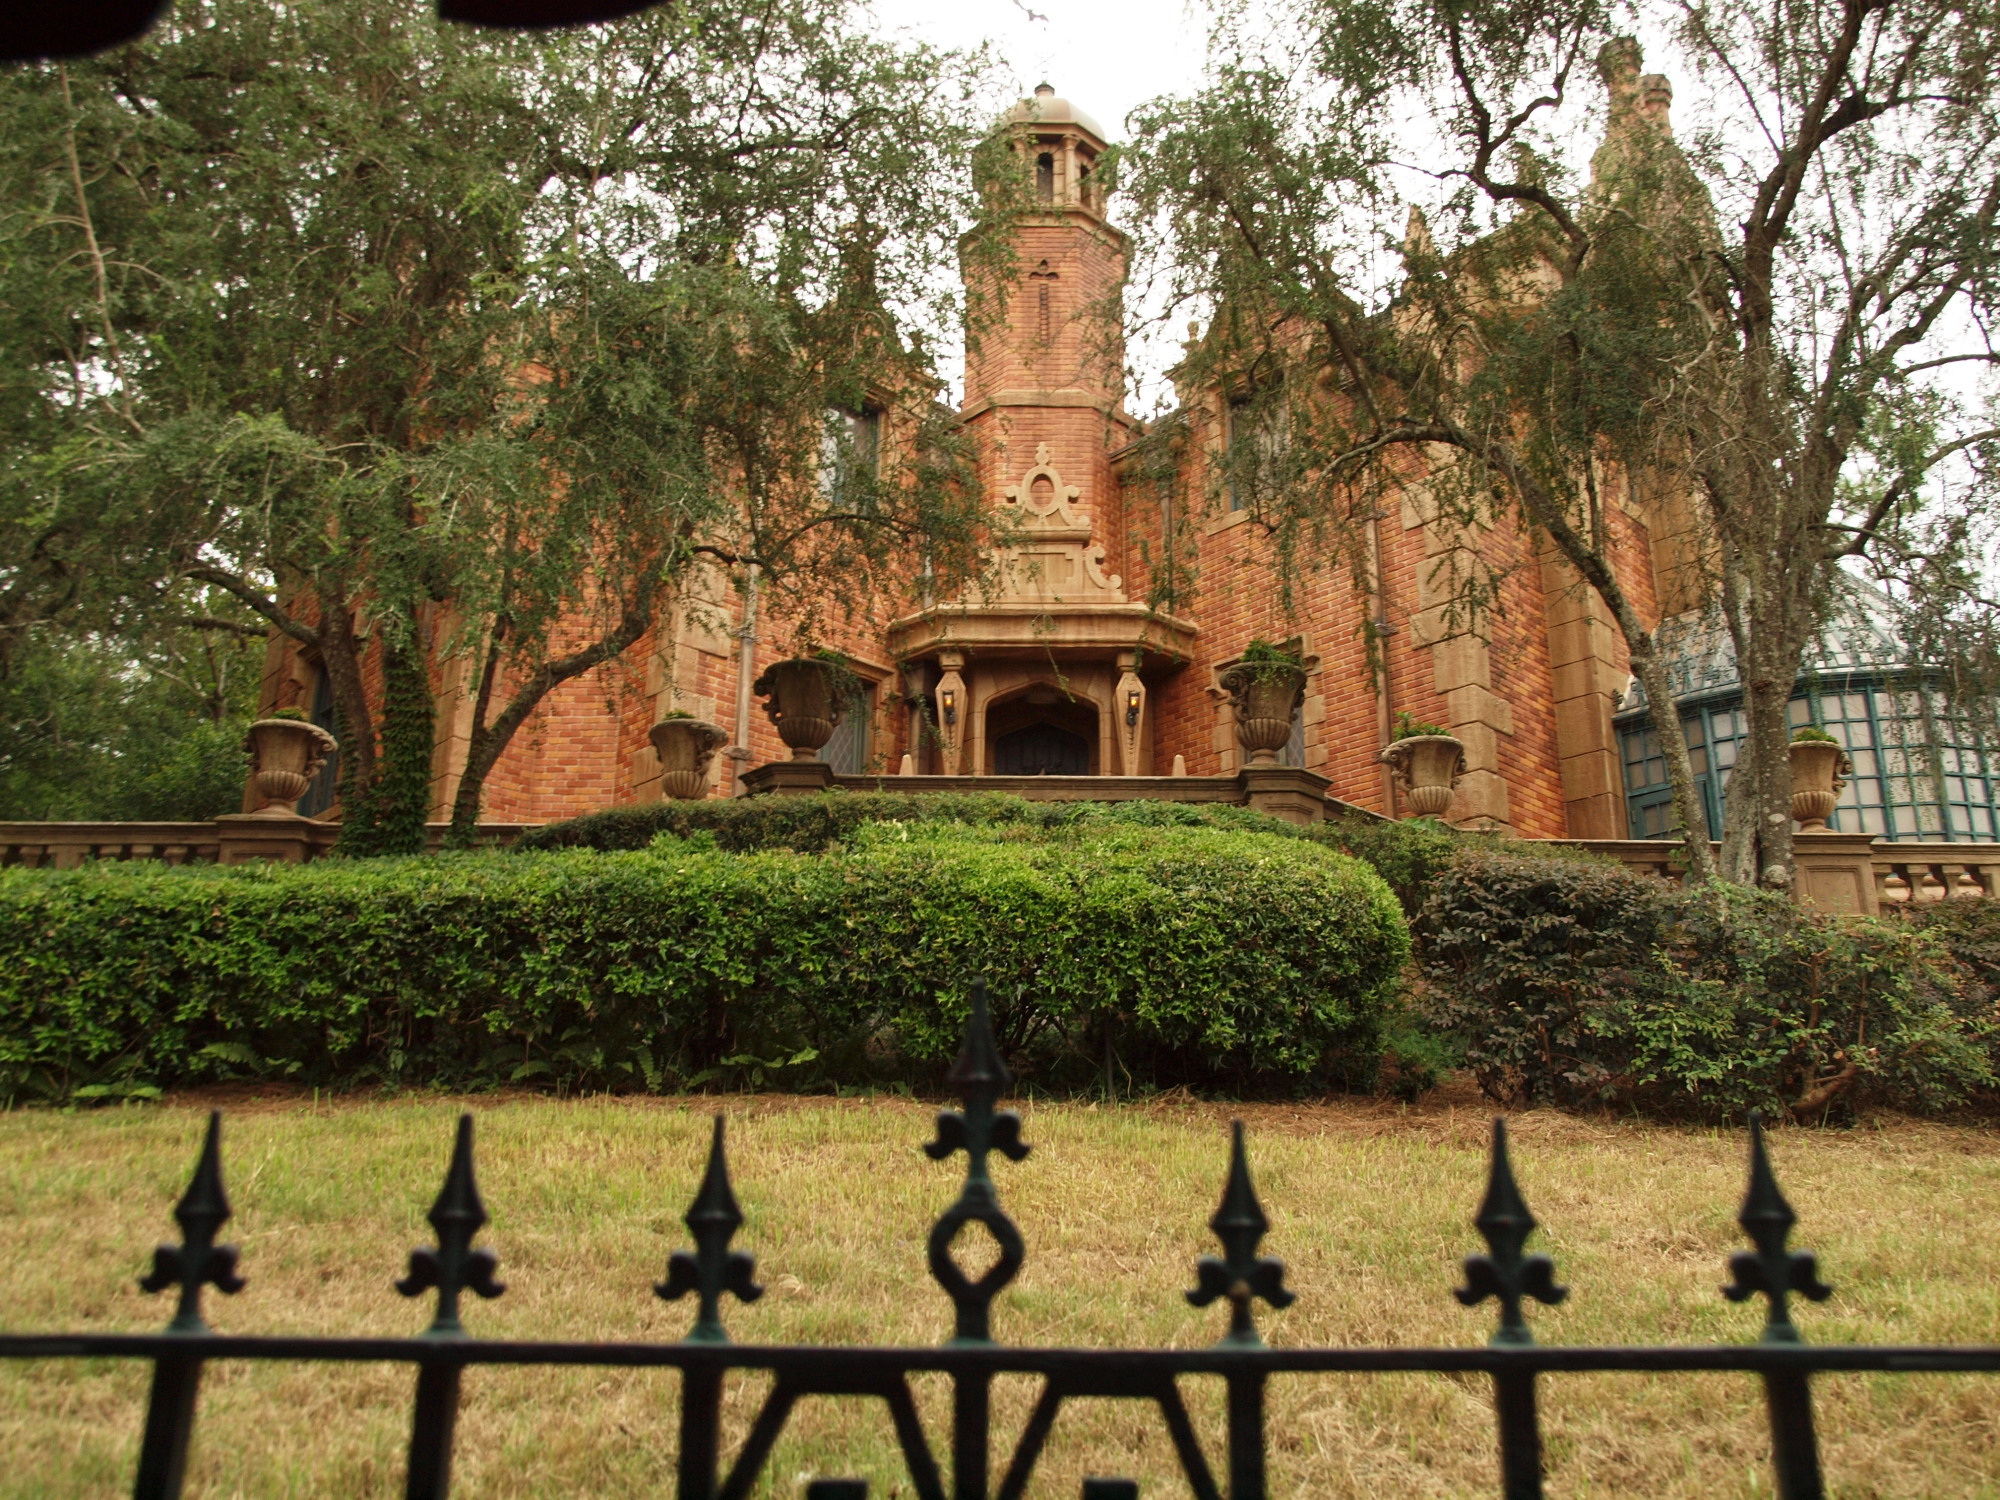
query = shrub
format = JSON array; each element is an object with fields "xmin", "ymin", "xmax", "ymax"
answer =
[
  {"xmin": 1312, "ymin": 813, "xmax": 1604, "ymax": 915},
  {"xmin": 1416, "ymin": 849, "xmax": 1993, "ymax": 1119},
  {"xmin": 516, "ymin": 791, "xmax": 1304, "ymax": 855},
  {"xmin": 0, "ymin": 821, "xmax": 1408, "ymax": 1103}
]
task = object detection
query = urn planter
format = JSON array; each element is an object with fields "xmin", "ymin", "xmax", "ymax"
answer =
[
  {"xmin": 244, "ymin": 718, "xmax": 338, "ymax": 817},
  {"xmin": 1789, "ymin": 738, "xmax": 1851, "ymax": 831},
  {"xmin": 649, "ymin": 717, "xmax": 729, "ymax": 800},
  {"xmin": 1380, "ymin": 733, "xmax": 1467, "ymax": 818},
  {"xmin": 753, "ymin": 658, "xmax": 845, "ymax": 761},
  {"xmin": 1219, "ymin": 661, "xmax": 1307, "ymax": 765}
]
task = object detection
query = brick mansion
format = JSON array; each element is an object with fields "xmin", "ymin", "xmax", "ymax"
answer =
[{"xmin": 260, "ymin": 79, "xmax": 2000, "ymax": 847}]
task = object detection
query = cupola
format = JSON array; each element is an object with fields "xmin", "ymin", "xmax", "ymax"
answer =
[{"xmin": 996, "ymin": 83, "xmax": 1109, "ymax": 217}]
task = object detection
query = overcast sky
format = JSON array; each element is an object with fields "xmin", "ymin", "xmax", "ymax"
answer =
[{"xmin": 863, "ymin": 0, "xmax": 1212, "ymax": 156}]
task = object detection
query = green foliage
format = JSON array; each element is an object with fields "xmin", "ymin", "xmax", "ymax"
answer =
[
  {"xmin": 1236, "ymin": 637, "xmax": 1306, "ymax": 683},
  {"xmin": 0, "ymin": 822, "xmax": 1408, "ymax": 1103},
  {"xmin": 1416, "ymin": 850, "xmax": 1994, "ymax": 1119},
  {"xmin": 1310, "ymin": 811, "xmax": 1600, "ymax": 915},
  {"xmin": 1, "ymin": 0, "xmax": 996, "ymax": 847},
  {"xmin": 1791, "ymin": 725, "xmax": 1839, "ymax": 743},
  {"xmin": 0, "ymin": 631, "xmax": 251, "ymax": 821},
  {"xmin": 517, "ymin": 791, "xmax": 1302, "ymax": 855},
  {"xmin": 1392, "ymin": 711, "xmax": 1451, "ymax": 739}
]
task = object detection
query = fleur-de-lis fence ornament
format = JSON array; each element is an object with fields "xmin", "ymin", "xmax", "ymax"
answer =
[
  {"xmin": 139, "ymin": 1111, "xmax": 246, "ymax": 1333},
  {"xmin": 1456, "ymin": 1119, "xmax": 1568, "ymax": 1346},
  {"xmin": 923, "ymin": 978, "xmax": 1031, "ymax": 1345},
  {"xmin": 397, "ymin": 1114, "xmax": 505, "ymax": 1336},
  {"xmin": 1722, "ymin": 1111, "xmax": 1832, "ymax": 1343},
  {"xmin": 1185, "ymin": 1120, "xmax": 1294, "ymax": 1347},
  {"xmin": 657, "ymin": 1115, "xmax": 763, "ymax": 1343}
]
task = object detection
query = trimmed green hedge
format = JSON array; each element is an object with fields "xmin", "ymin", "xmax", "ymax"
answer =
[
  {"xmin": 517, "ymin": 789, "xmax": 1595, "ymax": 919},
  {"xmin": 0, "ymin": 820, "xmax": 1408, "ymax": 1102},
  {"xmin": 1415, "ymin": 848, "xmax": 1996, "ymax": 1119},
  {"xmin": 515, "ymin": 790, "xmax": 1299, "ymax": 854}
]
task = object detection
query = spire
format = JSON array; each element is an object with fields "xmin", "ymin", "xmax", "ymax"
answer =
[
  {"xmin": 657, "ymin": 1115, "xmax": 764, "ymax": 1343},
  {"xmin": 138, "ymin": 1111, "xmax": 247, "ymax": 1333},
  {"xmin": 396, "ymin": 1114, "xmax": 506, "ymax": 1336},
  {"xmin": 1454, "ymin": 1119, "xmax": 1568, "ymax": 1346},
  {"xmin": 1185, "ymin": 1120, "xmax": 1294, "ymax": 1347}
]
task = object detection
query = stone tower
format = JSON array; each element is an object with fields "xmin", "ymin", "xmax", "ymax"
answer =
[{"xmin": 888, "ymin": 85, "xmax": 1195, "ymax": 776}]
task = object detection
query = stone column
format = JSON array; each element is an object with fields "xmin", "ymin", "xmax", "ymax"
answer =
[
  {"xmin": 1115, "ymin": 650, "xmax": 1145, "ymax": 776},
  {"xmin": 935, "ymin": 650, "xmax": 968, "ymax": 775}
]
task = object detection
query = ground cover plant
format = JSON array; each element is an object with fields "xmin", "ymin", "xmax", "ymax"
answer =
[
  {"xmin": 1416, "ymin": 848, "xmax": 1999, "ymax": 1119},
  {"xmin": 1, "ymin": 1097, "xmax": 1996, "ymax": 1498},
  {"xmin": 0, "ymin": 817, "xmax": 1407, "ymax": 1103}
]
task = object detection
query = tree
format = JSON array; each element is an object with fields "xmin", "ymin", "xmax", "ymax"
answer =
[
  {"xmin": 1125, "ymin": 0, "xmax": 2000, "ymax": 885},
  {"xmin": 1, "ymin": 0, "xmax": 992, "ymax": 851}
]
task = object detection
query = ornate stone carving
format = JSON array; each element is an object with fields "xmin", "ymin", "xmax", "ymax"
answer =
[
  {"xmin": 993, "ymin": 445, "xmax": 1124, "ymax": 604},
  {"xmin": 1380, "ymin": 734, "xmax": 1468, "ymax": 818}
]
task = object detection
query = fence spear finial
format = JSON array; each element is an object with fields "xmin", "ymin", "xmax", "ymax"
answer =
[
  {"xmin": 657, "ymin": 1115, "xmax": 763, "ymax": 1343},
  {"xmin": 1186, "ymin": 1119, "xmax": 1294, "ymax": 1346},
  {"xmin": 1456, "ymin": 1119, "xmax": 1567, "ymax": 1346},
  {"xmin": 1722, "ymin": 1111, "xmax": 1831, "ymax": 1343},
  {"xmin": 923, "ymin": 978, "xmax": 1031, "ymax": 1345},
  {"xmin": 139, "ymin": 1111, "xmax": 246, "ymax": 1333},
  {"xmin": 397, "ymin": 1114, "xmax": 505, "ymax": 1336}
]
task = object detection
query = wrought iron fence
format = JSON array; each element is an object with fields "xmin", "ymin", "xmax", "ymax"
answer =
[{"xmin": 3, "ymin": 980, "xmax": 1997, "ymax": 1500}]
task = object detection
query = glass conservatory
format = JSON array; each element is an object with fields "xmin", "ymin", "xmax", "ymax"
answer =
[{"xmin": 1615, "ymin": 584, "xmax": 2000, "ymax": 842}]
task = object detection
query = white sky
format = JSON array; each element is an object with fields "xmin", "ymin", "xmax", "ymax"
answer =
[{"xmin": 862, "ymin": 0, "xmax": 1211, "ymax": 149}]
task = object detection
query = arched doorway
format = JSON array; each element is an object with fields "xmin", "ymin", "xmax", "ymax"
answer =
[
  {"xmin": 984, "ymin": 682, "xmax": 1099, "ymax": 775},
  {"xmin": 993, "ymin": 721, "xmax": 1090, "ymax": 775}
]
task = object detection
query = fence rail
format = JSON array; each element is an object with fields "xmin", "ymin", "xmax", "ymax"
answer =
[{"xmin": 3, "ymin": 982, "xmax": 1997, "ymax": 1500}]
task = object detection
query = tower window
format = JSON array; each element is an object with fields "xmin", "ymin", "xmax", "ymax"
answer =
[
  {"xmin": 1036, "ymin": 152, "xmax": 1055, "ymax": 200},
  {"xmin": 820, "ymin": 406, "xmax": 880, "ymax": 504},
  {"xmin": 1226, "ymin": 393, "xmax": 1289, "ymax": 512}
]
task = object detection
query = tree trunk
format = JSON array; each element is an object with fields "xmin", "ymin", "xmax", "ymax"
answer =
[
  {"xmin": 1627, "ymin": 637, "xmax": 1716, "ymax": 881},
  {"xmin": 444, "ymin": 580, "xmax": 663, "ymax": 846}
]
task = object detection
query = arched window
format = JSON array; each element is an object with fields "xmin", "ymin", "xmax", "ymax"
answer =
[{"xmin": 1035, "ymin": 152, "xmax": 1055, "ymax": 200}]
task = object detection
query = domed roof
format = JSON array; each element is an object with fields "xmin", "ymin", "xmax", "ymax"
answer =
[
  {"xmin": 1619, "ymin": 576, "xmax": 1910, "ymax": 712},
  {"xmin": 999, "ymin": 83, "xmax": 1108, "ymax": 144}
]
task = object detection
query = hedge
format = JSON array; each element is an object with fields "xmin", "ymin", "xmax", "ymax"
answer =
[
  {"xmin": 514, "ymin": 790, "xmax": 1299, "ymax": 854},
  {"xmin": 1415, "ymin": 848, "xmax": 1997, "ymax": 1119},
  {"xmin": 0, "ymin": 820, "xmax": 1408, "ymax": 1102},
  {"xmin": 517, "ymin": 789, "xmax": 1594, "ymax": 918}
]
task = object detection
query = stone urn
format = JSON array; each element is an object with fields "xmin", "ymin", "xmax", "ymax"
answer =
[
  {"xmin": 1219, "ymin": 661, "xmax": 1307, "ymax": 765},
  {"xmin": 753, "ymin": 658, "xmax": 845, "ymax": 761},
  {"xmin": 1380, "ymin": 733, "xmax": 1467, "ymax": 818},
  {"xmin": 1790, "ymin": 737, "xmax": 1851, "ymax": 831},
  {"xmin": 244, "ymin": 718, "xmax": 338, "ymax": 817},
  {"xmin": 649, "ymin": 717, "xmax": 729, "ymax": 800}
]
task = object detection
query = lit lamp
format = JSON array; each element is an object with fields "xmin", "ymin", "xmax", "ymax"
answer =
[
  {"xmin": 941, "ymin": 687, "xmax": 957, "ymax": 727},
  {"xmin": 1125, "ymin": 687, "xmax": 1142, "ymax": 728}
]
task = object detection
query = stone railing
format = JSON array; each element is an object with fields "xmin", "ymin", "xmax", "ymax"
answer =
[
  {"xmin": 2, "ymin": 800, "xmax": 1996, "ymax": 913},
  {"xmin": 0, "ymin": 817, "xmax": 535, "ymax": 868},
  {"xmin": 1573, "ymin": 831, "xmax": 2000, "ymax": 915}
]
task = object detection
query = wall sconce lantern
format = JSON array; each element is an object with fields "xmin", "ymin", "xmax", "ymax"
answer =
[
  {"xmin": 1125, "ymin": 688, "xmax": 1142, "ymax": 728},
  {"xmin": 941, "ymin": 688, "xmax": 957, "ymax": 727}
]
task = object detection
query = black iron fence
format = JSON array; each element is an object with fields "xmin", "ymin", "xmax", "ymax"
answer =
[{"xmin": 3, "ymin": 981, "xmax": 1997, "ymax": 1500}]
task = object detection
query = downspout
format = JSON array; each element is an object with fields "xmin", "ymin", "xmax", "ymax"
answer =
[
  {"xmin": 728, "ymin": 563, "xmax": 760, "ymax": 796},
  {"xmin": 1366, "ymin": 507, "xmax": 1399, "ymax": 816}
]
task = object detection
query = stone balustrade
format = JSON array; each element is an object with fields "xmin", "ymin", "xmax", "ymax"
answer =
[
  {"xmin": 0, "ymin": 818, "xmax": 533, "ymax": 867},
  {"xmin": 0, "ymin": 800, "xmax": 1996, "ymax": 913}
]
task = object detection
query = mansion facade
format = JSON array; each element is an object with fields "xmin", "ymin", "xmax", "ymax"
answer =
[{"xmin": 261, "ymin": 81, "xmax": 2000, "ymax": 846}]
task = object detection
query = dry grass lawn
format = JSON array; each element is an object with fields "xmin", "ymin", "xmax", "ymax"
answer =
[{"xmin": 1, "ymin": 1089, "xmax": 1997, "ymax": 1498}]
